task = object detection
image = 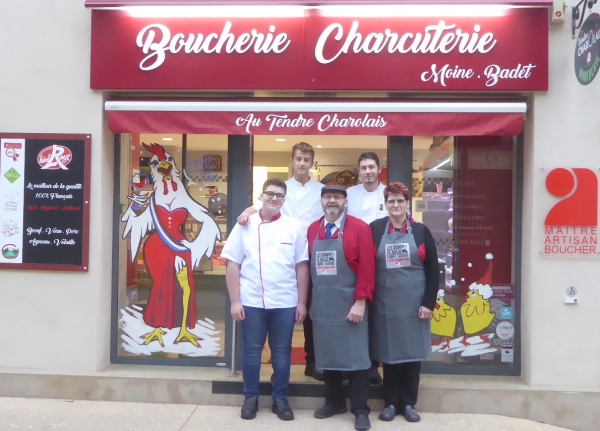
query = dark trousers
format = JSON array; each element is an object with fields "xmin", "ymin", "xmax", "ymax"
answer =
[
  {"xmin": 382, "ymin": 361, "xmax": 421, "ymax": 408},
  {"xmin": 303, "ymin": 312, "xmax": 315, "ymax": 363},
  {"xmin": 324, "ymin": 369, "xmax": 371, "ymax": 414}
]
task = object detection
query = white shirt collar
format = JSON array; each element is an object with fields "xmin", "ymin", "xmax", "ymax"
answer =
[
  {"xmin": 288, "ymin": 176, "xmax": 312, "ymax": 187},
  {"xmin": 360, "ymin": 182, "xmax": 382, "ymax": 193}
]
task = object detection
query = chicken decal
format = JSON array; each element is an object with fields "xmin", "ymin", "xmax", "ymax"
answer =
[
  {"xmin": 431, "ymin": 253, "xmax": 498, "ymax": 357},
  {"xmin": 460, "ymin": 253, "xmax": 496, "ymax": 345},
  {"xmin": 431, "ymin": 289, "xmax": 457, "ymax": 347},
  {"xmin": 121, "ymin": 143, "xmax": 222, "ymax": 354}
]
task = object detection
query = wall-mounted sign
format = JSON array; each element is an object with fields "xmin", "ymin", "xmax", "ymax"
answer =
[
  {"xmin": 0, "ymin": 134, "xmax": 91, "ymax": 271},
  {"xmin": 90, "ymin": 8, "xmax": 548, "ymax": 91},
  {"xmin": 575, "ymin": 12, "xmax": 600, "ymax": 85},
  {"xmin": 543, "ymin": 168, "xmax": 599, "ymax": 256}
]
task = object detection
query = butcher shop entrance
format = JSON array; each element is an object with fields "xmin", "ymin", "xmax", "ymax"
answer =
[{"xmin": 110, "ymin": 100, "xmax": 523, "ymax": 378}]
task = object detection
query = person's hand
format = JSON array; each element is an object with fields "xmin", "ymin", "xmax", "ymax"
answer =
[
  {"xmin": 347, "ymin": 299, "xmax": 366, "ymax": 323},
  {"xmin": 295, "ymin": 303, "xmax": 307, "ymax": 323},
  {"xmin": 231, "ymin": 302, "xmax": 245, "ymax": 321},
  {"xmin": 418, "ymin": 306, "xmax": 432, "ymax": 319},
  {"xmin": 237, "ymin": 213, "xmax": 250, "ymax": 226}
]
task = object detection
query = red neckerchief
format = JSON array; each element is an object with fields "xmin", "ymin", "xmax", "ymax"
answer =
[{"xmin": 388, "ymin": 217, "xmax": 414, "ymax": 234}]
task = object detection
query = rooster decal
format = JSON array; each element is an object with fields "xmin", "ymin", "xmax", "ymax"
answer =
[{"xmin": 122, "ymin": 143, "xmax": 221, "ymax": 349}]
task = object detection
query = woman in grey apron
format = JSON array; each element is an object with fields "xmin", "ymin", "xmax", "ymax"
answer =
[
  {"xmin": 309, "ymin": 185, "xmax": 375, "ymax": 431},
  {"xmin": 369, "ymin": 182, "xmax": 439, "ymax": 424}
]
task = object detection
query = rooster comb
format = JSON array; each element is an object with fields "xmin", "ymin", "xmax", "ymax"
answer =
[{"xmin": 143, "ymin": 143, "xmax": 166, "ymax": 161}]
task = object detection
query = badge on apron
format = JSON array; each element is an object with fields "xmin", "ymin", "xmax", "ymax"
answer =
[
  {"xmin": 316, "ymin": 250, "xmax": 337, "ymax": 275},
  {"xmin": 385, "ymin": 243, "xmax": 411, "ymax": 268}
]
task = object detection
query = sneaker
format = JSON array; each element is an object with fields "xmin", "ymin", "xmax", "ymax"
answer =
[
  {"xmin": 403, "ymin": 405, "xmax": 421, "ymax": 422},
  {"xmin": 271, "ymin": 399, "xmax": 294, "ymax": 421},
  {"xmin": 240, "ymin": 396, "xmax": 258, "ymax": 420},
  {"xmin": 314, "ymin": 403, "xmax": 347, "ymax": 419}
]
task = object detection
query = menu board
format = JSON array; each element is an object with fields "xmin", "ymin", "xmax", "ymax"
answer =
[{"xmin": 0, "ymin": 134, "xmax": 91, "ymax": 271}]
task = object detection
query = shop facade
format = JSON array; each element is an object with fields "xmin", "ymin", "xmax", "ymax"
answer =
[{"xmin": 0, "ymin": 1, "xmax": 599, "ymax": 430}]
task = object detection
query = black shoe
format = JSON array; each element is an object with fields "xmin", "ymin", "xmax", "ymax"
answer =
[
  {"xmin": 240, "ymin": 397, "xmax": 258, "ymax": 420},
  {"xmin": 354, "ymin": 411, "xmax": 371, "ymax": 430},
  {"xmin": 378, "ymin": 405, "xmax": 396, "ymax": 421},
  {"xmin": 271, "ymin": 399, "xmax": 294, "ymax": 421},
  {"xmin": 305, "ymin": 362, "xmax": 325, "ymax": 381},
  {"xmin": 314, "ymin": 404, "xmax": 347, "ymax": 419},
  {"xmin": 369, "ymin": 366, "xmax": 382, "ymax": 385},
  {"xmin": 403, "ymin": 405, "xmax": 421, "ymax": 422}
]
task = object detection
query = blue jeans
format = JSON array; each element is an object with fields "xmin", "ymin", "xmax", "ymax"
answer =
[{"xmin": 240, "ymin": 305, "xmax": 296, "ymax": 401}]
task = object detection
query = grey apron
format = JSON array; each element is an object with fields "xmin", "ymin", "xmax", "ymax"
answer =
[
  {"xmin": 370, "ymin": 219, "xmax": 431, "ymax": 364},
  {"xmin": 310, "ymin": 215, "xmax": 371, "ymax": 371}
]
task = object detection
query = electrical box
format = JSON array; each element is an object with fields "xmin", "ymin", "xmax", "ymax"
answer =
[{"xmin": 552, "ymin": 1, "xmax": 565, "ymax": 24}]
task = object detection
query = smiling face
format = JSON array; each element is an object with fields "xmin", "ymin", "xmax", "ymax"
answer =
[
  {"xmin": 260, "ymin": 185, "xmax": 286, "ymax": 213},
  {"xmin": 321, "ymin": 192, "xmax": 347, "ymax": 218},
  {"xmin": 358, "ymin": 158, "xmax": 382, "ymax": 187},
  {"xmin": 385, "ymin": 192, "xmax": 409, "ymax": 219},
  {"xmin": 291, "ymin": 150, "xmax": 313, "ymax": 178}
]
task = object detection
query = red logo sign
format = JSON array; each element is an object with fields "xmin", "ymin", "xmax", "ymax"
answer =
[
  {"xmin": 544, "ymin": 168, "xmax": 598, "ymax": 255},
  {"xmin": 37, "ymin": 145, "xmax": 73, "ymax": 170}
]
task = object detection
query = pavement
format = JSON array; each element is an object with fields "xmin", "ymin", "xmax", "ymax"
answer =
[{"xmin": 0, "ymin": 397, "xmax": 573, "ymax": 431}]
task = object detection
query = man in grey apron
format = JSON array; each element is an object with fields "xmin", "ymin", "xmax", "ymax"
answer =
[{"xmin": 307, "ymin": 185, "xmax": 376, "ymax": 431}]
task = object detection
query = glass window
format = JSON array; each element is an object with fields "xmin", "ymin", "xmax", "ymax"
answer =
[
  {"xmin": 414, "ymin": 136, "xmax": 517, "ymax": 371},
  {"xmin": 116, "ymin": 134, "xmax": 228, "ymax": 362}
]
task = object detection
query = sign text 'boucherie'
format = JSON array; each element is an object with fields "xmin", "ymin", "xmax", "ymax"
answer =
[{"xmin": 91, "ymin": 8, "xmax": 548, "ymax": 91}]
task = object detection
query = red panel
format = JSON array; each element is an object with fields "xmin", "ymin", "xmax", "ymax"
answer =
[
  {"xmin": 90, "ymin": 8, "xmax": 549, "ymax": 91},
  {"xmin": 107, "ymin": 110, "xmax": 524, "ymax": 135}
]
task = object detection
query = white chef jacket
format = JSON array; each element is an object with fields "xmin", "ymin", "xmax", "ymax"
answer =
[
  {"xmin": 221, "ymin": 212, "xmax": 309, "ymax": 309},
  {"xmin": 346, "ymin": 182, "xmax": 388, "ymax": 224},
  {"xmin": 253, "ymin": 177, "xmax": 323, "ymax": 231}
]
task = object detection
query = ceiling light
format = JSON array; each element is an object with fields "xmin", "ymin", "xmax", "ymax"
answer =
[
  {"xmin": 316, "ymin": 145, "xmax": 323, "ymax": 148},
  {"xmin": 275, "ymin": 138, "xmax": 287, "ymax": 142},
  {"xmin": 162, "ymin": 137, "xmax": 173, "ymax": 141}
]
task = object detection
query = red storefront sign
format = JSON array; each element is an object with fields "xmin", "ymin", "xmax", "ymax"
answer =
[
  {"xmin": 107, "ymin": 108, "xmax": 523, "ymax": 135},
  {"xmin": 90, "ymin": 7, "xmax": 548, "ymax": 91}
]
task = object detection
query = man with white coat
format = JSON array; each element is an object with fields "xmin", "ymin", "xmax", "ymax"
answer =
[{"xmin": 222, "ymin": 178, "xmax": 309, "ymax": 421}]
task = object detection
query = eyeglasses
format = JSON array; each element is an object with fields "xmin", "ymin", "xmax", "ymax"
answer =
[
  {"xmin": 321, "ymin": 195, "xmax": 345, "ymax": 201},
  {"xmin": 386, "ymin": 199, "xmax": 406, "ymax": 206},
  {"xmin": 264, "ymin": 191, "xmax": 285, "ymax": 200}
]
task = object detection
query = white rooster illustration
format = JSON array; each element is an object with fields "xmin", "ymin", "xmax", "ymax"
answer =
[{"xmin": 122, "ymin": 143, "xmax": 221, "ymax": 348}]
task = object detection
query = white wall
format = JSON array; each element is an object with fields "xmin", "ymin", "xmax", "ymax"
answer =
[
  {"xmin": 524, "ymin": 2, "xmax": 600, "ymax": 389},
  {"xmin": 0, "ymin": 1, "xmax": 110, "ymax": 371}
]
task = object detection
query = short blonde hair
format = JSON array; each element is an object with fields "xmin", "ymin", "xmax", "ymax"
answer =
[{"xmin": 291, "ymin": 142, "xmax": 315, "ymax": 161}]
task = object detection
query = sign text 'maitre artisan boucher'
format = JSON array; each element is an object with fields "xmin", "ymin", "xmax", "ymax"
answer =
[{"xmin": 90, "ymin": 8, "xmax": 548, "ymax": 91}]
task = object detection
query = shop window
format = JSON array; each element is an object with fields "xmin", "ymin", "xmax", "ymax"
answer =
[
  {"xmin": 115, "ymin": 134, "xmax": 228, "ymax": 362},
  {"xmin": 414, "ymin": 136, "xmax": 517, "ymax": 371}
]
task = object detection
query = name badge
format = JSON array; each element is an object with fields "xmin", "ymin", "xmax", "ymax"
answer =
[
  {"xmin": 385, "ymin": 243, "xmax": 411, "ymax": 268},
  {"xmin": 316, "ymin": 250, "xmax": 337, "ymax": 275}
]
